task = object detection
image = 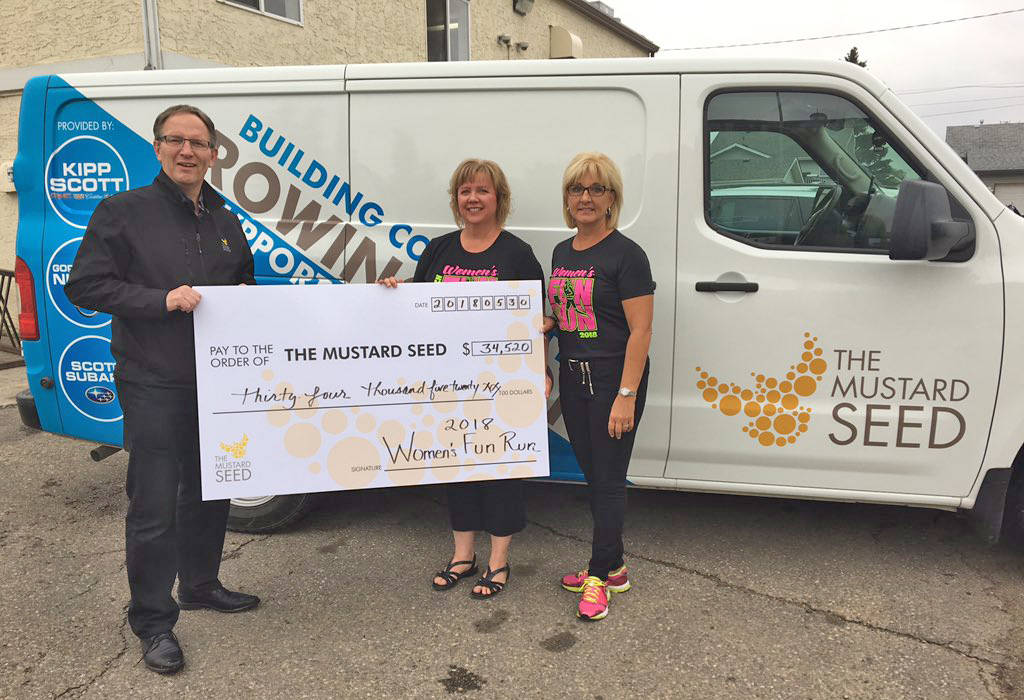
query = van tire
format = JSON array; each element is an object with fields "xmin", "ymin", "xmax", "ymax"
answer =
[
  {"xmin": 1000, "ymin": 446, "xmax": 1024, "ymax": 546},
  {"xmin": 227, "ymin": 494, "xmax": 315, "ymax": 533}
]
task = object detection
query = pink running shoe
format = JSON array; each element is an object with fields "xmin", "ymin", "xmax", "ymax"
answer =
[
  {"xmin": 577, "ymin": 577, "xmax": 609, "ymax": 620},
  {"xmin": 561, "ymin": 564, "xmax": 630, "ymax": 594}
]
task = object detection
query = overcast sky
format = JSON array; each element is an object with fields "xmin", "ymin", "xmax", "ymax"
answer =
[{"xmin": 611, "ymin": 0, "xmax": 1024, "ymax": 138}]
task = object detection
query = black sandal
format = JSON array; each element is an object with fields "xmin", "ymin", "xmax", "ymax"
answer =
[
  {"xmin": 470, "ymin": 564, "xmax": 511, "ymax": 599},
  {"xmin": 432, "ymin": 555, "xmax": 478, "ymax": 591}
]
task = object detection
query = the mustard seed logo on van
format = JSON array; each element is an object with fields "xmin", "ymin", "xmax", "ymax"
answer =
[
  {"xmin": 45, "ymin": 135, "xmax": 130, "ymax": 229},
  {"xmin": 698, "ymin": 334, "xmax": 971, "ymax": 450},
  {"xmin": 216, "ymin": 434, "xmax": 253, "ymax": 483},
  {"xmin": 696, "ymin": 333, "xmax": 825, "ymax": 448}
]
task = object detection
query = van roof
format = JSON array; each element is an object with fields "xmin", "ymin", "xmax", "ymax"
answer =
[{"xmin": 54, "ymin": 57, "xmax": 890, "ymax": 98}]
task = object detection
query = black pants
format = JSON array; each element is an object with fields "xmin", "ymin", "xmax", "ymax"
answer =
[
  {"xmin": 559, "ymin": 357, "xmax": 649, "ymax": 581},
  {"xmin": 447, "ymin": 479, "xmax": 525, "ymax": 537},
  {"xmin": 116, "ymin": 380, "xmax": 230, "ymax": 639}
]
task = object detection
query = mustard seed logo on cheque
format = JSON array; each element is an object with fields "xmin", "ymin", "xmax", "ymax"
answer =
[{"xmin": 216, "ymin": 434, "xmax": 253, "ymax": 483}]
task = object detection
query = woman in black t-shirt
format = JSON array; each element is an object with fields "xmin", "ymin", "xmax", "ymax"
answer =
[
  {"xmin": 380, "ymin": 159, "xmax": 543, "ymax": 599},
  {"xmin": 546, "ymin": 152, "xmax": 655, "ymax": 621}
]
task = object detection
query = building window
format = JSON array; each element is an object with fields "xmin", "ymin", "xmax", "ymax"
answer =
[
  {"xmin": 427, "ymin": 0, "xmax": 470, "ymax": 61},
  {"xmin": 220, "ymin": 0, "xmax": 302, "ymax": 23}
]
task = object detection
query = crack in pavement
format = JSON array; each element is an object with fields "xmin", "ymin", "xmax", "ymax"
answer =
[
  {"xmin": 528, "ymin": 518, "xmax": 1017, "ymax": 671},
  {"xmin": 221, "ymin": 534, "xmax": 271, "ymax": 561},
  {"xmin": 52, "ymin": 609, "xmax": 130, "ymax": 699}
]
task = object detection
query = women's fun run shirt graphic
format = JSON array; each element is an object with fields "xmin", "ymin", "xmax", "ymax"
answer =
[
  {"xmin": 548, "ymin": 267, "xmax": 598, "ymax": 339},
  {"xmin": 434, "ymin": 264, "xmax": 499, "ymax": 282},
  {"xmin": 413, "ymin": 230, "xmax": 544, "ymax": 285}
]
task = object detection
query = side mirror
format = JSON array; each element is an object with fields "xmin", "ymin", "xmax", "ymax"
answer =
[{"xmin": 889, "ymin": 180, "xmax": 974, "ymax": 261}]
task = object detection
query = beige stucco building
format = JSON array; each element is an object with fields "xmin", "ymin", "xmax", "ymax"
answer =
[{"xmin": 0, "ymin": 0, "xmax": 656, "ymax": 320}]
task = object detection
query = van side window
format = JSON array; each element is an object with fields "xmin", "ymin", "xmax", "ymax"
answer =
[{"xmin": 705, "ymin": 91, "xmax": 924, "ymax": 252}]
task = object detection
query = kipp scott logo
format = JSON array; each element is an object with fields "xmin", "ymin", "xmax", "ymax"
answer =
[
  {"xmin": 695, "ymin": 333, "xmax": 827, "ymax": 448},
  {"xmin": 219, "ymin": 434, "xmax": 249, "ymax": 458},
  {"xmin": 45, "ymin": 135, "xmax": 130, "ymax": 229}
]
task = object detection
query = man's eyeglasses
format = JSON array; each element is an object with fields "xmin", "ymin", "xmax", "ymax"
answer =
[
  {"xmin": 157, "ymin": 135, "xmax": 213, "ymax": 152},
  {"xmin": 567, "ymin": 183, "xmax": 613, "ymax": 198}
]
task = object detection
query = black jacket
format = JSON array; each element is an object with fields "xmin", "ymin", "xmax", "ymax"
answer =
[{"xmin": 65, "ymin": 171, "xmax": 255, "ymax": 388}]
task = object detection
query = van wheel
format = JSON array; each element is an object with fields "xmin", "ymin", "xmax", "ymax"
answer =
[
  {"xmin": 1001, "ymin": 463, "xmax": 1024, "ymax": 546},
  {"xmin": 227, "ymin": 494, "xmax": 315, "ymax": 533}
]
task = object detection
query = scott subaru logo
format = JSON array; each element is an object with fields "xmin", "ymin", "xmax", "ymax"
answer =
[
  {"xmin": 45, "ymin": 135, "xmax": 130, "ymax": 229},
  {"xmin": 85, "ymin": 386, "xmax": 115, "ymax": 404},
  {"xmin": 46, "ymin": 238, "xmax": 111, "ymax": 328},
  {"xmin": 58, "ymin": 336, "xmax": 122, "ymax": 423}
]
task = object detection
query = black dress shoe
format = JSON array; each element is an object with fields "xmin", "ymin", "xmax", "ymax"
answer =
[
  {"xmin": 178, "ymin": 584, "xmax": 260, "ymax": 613},
  {"xmin": 141, "ymin": 631, "xmax": 184, "ymax": 674}
]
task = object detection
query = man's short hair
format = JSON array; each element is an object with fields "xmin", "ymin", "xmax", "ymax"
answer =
[{"xmin": 152, "ymin": 104, "xmax": 217, "ymax": 147}]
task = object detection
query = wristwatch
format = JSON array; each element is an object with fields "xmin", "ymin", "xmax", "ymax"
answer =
[{"xmin": 618, "ymin": 387, "xmax": 637, "ymax": 398}]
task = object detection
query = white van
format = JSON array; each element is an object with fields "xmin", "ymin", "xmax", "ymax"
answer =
[{"xmin": 14, "ymin": 57, "xmax": 1024, "ymax": 539}]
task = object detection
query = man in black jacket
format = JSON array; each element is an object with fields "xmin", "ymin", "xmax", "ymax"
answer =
[{"xmin": 66, "ymin": 104, "xmax": 259, "ymax": 675}]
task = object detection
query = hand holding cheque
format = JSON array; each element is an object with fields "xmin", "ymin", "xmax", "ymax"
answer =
[{"xmin": 193, "ymin": 281, "xmax": 550, "ymax": 500}]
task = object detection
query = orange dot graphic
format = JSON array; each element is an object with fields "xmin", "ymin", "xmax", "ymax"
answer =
[
  {"xmin": 744, "ymin": 402, "xmax": 761, "ymax": 417},
  {"xmin": 814, "ymin": 348, "xmax": 823, "ymax": 356},
  {"xmin": 797, "ymin": 363, "xmax": 808, "ymax": 373},
  {"xmin": 732, "ymin": 385, "xmax": 741, "ymax": 394},
  {"xmin": 759, "ymin": 432, "xmax": 776, "ymax": 447},
  {"xmin": 802, "ymin": 352, "xmax": 813, "ymax": 362},
  {"xmin": 782, "ymin": 394, "xmax": 799, "ymax": 410},
  {"xmin": 788, "ymin": 436, "xmax": 796, "ymax": 443},
  {"xmin": 756, "ymin": 416, "xmax": 771, "ymax": 431},
  {"xmin": 766, "ymin": 390, "xmax": 781, "ymax": 404},
  {"xmin": 809, "ymin": 358, "xmax": 827, "ymax": 375},
  {"xmin": 779, "ymin": 381, "xmax": 792, "ymax": 393},
  {"xmin": 804, "ymin": 341, "xmax": 814, "ymax": 350},
  {"xmin": 697, "ymin": 381, "xmax": 706, "ymax": 389},
  {"xmin": 756, "ymin": 374, "xmax": 765, "ymax": 383},
  {"xmin": 741, "ymin": 390, "xmax": 753, "ymax": 400},
  {"xmin": 774, "ymin": 414, "xmax": 796, "ymax": 435},
  {"xmin": 786, "ymin": 372, "xmax": 796, "ymax": 380},
  {"xmin": 798, "ymin": 412, "xmax": 810, "ymax": 424},
  {"xmin": 794, "ymin": 376, "xmax": 816, "ymax": 396},
  {"xmin": 708, "ymin": 377, "xmax": 718, "ymax": 386},
  {"xmin": 719, "ymin": 394, "xmax": 741, "ymax": 416},
  {"xmin": 749, "ymin": 429, "xmax": 759, "ymax": 438},
  {"xmin": 776, "ymin": 437, "xmax": 786, "ymax": 447},
  {"xmin": 703, "ymin": 389, "xmax": 718, "ymax": 403},
  {"xmin": 701, "ymin": 372, "xmax": 708, "ymax": 379},
  {"xmin": 756, "ymin": 395, "xmax": 765, "ymax": 403},
  {"xmin": 764, "ymin": 404, "xmax": 777, "ymax": 416},
  {"xmin": 798, "ymin": 424, "xmax": 808, "ymax": 433},
  {"xmin": 766, "ymin": 378, "xmax": 778, "ymax": 389},
  {"xmin": 696, "ymin": 366, "xmax": 702, "ymax": 371}
]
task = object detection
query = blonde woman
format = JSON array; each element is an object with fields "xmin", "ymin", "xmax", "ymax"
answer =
[
  {"xmin": 547, "ymin": 152, "xmax": 654, "ymax": 620},
  {"xmin": 380, "ymin": 159, "xmax": 543, "ymax": 598}
]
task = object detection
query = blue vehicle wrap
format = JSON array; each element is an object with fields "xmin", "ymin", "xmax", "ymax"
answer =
[{"xmin": 15, "ymin": 75, "xmax": 584, "ymax": 481}]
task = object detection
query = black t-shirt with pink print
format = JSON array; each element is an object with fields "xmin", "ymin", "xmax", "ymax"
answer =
[
  {"xmin": 548, "ymin": 229, "xmax": 655, "ymax": 360},
  {"xmin": 413, "ymin": 229, "xmax": 543, "ymax": 284}
]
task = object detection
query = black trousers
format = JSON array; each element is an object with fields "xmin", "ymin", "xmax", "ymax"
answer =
[
  {"xmin": 446, "ymin": 479, "xmax": 526, "ymax": 537},
  {"xmin": 116, "ymin": 380, "xmax": 230, "ymax": 639},
  {"xmin": 559, "ymin": 357, "xmax": 649, "ymax": 581}
]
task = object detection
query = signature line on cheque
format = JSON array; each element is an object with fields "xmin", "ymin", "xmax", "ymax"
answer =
[{"xmin": 384, "ymin": 459, "xmax": 538, "ymax": 473}]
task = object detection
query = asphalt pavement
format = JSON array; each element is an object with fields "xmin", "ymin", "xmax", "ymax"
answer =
[{"xmin": 2, "ymin": 363, "xmax": 1024, "ymax": 698}]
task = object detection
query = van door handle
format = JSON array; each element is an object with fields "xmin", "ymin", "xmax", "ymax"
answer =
[{"xmin": 695, "ymin": 281, "xmax": 758, "ymax": 293}]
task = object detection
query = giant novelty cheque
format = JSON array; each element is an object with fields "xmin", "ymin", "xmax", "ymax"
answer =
[{"xmin": 193, "ymin": 281, "xmax": 550, "ymax": 500}]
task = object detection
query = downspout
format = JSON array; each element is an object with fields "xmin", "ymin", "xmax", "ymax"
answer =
[{"xmin": 142, "ymin": 0, "xmax": 163, "ymax": 69}]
